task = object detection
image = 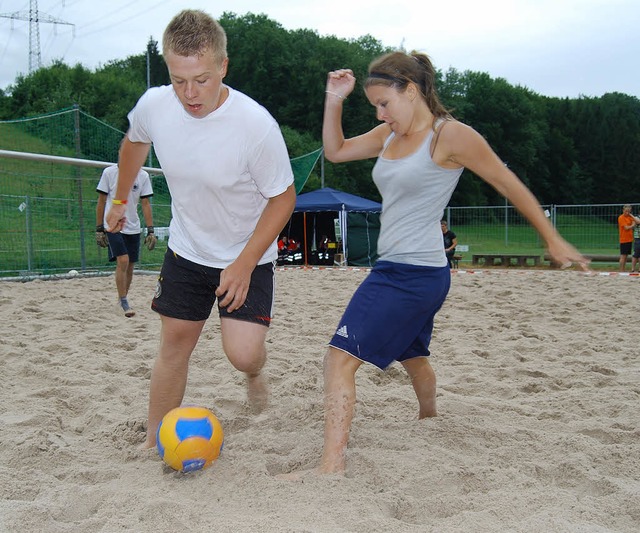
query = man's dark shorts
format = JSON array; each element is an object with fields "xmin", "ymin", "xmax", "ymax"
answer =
[
  {"xmin": 107, "ymin": 232, "xmax": 140, "ymax": 263},
  {"xmin": 633, "ymin": 239, "xmax": 640, "ymax": 259},
  {"xmin": 152, "ymin": 248, "xmax": 274, "ymax": 326},
  {"xmin": 620, "ymin": 242, "xmax": 633, "ymax": 256}
]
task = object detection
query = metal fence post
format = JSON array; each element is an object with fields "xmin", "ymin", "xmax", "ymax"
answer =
[
  {"xmin": 25, "ymin": 195, "xmax": 33, "ymax": 273},
  {"xmin": 504, "ymin": 198, "xmax": 509, "ymax": 246}
]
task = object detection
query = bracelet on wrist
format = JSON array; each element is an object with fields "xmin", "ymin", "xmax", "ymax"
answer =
[
  {"xmin": 147, "ymin": 226, "xmax": 154, "ymax": 234},
  {"xmin": 325, "ymin": 90, "xmax": 346, "ymax": 100},
  {"xmin": 112, "ymin": 198, "xmax": 128, "ymax": 205},
  {"xmin": 96, "ymin": 224, "xmax": 105, "ymax": 232}
]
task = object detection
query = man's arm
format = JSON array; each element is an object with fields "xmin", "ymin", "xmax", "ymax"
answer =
[
  {"xmin": 216, "ymin": 184, "xmax": 297, "ymax": 312},
  {"xmin": 96, "ymin": 192, "xmax": 107, "ymax": 227},
  {"xmin": 140, "ymin": 197, "xmax": 154, "ymax": 229},
  {"xmin": 140, "ymin": 196, "xmax": 157, "ymax": 250},
  {"xmin": 95, "ymin": 192, "xmax": 109, "ymax": 247}
]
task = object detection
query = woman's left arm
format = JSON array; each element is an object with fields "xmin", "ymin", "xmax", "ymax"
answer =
[{"xmin": 444, "ymin": 122, "xmax": 589, "ymax": 269}]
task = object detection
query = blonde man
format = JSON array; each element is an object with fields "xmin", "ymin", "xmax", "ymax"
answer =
[{"xmin": 106, "ymin": 10, "xmax": 296, "ymax": 448}]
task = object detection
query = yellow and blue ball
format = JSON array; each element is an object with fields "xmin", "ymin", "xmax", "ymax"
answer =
[{"xmin": 156, "ymin": 406, "xmax": 224, "ymax": 473}]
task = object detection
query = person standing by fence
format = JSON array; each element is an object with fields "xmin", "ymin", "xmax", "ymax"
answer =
[
  {"xmin": 630, "ymin": 208, "xmax": 640, "ymax": 273},
  {"xmin": 96, "ymin": 164, "xmax": 156, "ymax": 317},
  {"xmin": 617, "ymin": 204, "xmax": 636, "ymax": 272},
  {"xmin": 441, "ymin": 220, "xmax": 457, "ymax": 268}
]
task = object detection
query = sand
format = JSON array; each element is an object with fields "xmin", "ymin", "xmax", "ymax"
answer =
[{"xmin": 1, "ymin": 267, "xmax": 639, "ymax": 532}]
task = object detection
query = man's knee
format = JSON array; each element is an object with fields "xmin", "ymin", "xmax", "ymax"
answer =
[
  {"xmin": 116, "ymin": 255, "xmax": 130, "ymax": 269},
  {"xmin": 222, "ymin": 334, "xmax": 266, "ymax": 373}
]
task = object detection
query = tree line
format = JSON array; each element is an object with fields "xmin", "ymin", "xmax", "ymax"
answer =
[{"xmin": 1, "ymin": 11, "xmax": 638, "ymax": 205}]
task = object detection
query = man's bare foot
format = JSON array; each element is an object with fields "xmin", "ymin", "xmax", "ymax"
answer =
[
  {"xmin": 138, "ymin": 439, "xmax": 156, "ymax": 450},
  {"xmin": 418, "ymin": 400, "xmax": 437, "ymax": 419},
  {"xmin": 247, "ymin": 373, "xmax": 269, "ymax": 414}
]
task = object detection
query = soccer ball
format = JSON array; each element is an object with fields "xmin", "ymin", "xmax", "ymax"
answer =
[{"xmin": 156, "ymin": 406, "xmax": 224, "ymax": 473}]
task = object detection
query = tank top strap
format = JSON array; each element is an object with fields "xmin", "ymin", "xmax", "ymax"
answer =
[
  {"xmin": 379, "ymin": 132, "xmax": 395, "ymax": 157},
  {"xmin": 429, "ymin": 118, "xmax": 448, "ymax": 158}
]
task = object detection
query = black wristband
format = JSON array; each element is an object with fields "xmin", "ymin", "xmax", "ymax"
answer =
[
  {"xmin": 96, "ymin": 224, "xmax": 105, "ymax": 232},
  {"xmin": 147, "ymin": 226, "xmax": 154, "ymax": 234}
]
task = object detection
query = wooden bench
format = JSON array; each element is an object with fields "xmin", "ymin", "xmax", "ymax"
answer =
[
  {"xmin": 472, "ymin": 254, "xmax": 541, "ymax": 267},
  {"xmin": 451, "ymin": 244, "xmax": 468, "ymax": 269},
  {"xmin": 544, "ymin": 253, "xmax": 626, "ymax": 266}
]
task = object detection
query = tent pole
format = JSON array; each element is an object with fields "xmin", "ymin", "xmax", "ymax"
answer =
[{"xmin": 303, "ymin": 212, "xmax": 308, "ymax": 265}]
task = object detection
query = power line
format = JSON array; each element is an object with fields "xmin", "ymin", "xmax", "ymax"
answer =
[{"xmin": 0, "ymin": 0, "xmax": 74, "ymax": 73}]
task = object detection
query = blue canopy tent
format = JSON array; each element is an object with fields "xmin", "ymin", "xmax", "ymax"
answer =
[{"xmin": 292, "ymin": 187, "xmax": 382, "ymax": 266}]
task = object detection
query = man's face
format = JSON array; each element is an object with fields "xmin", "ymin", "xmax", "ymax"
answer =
[
  {"xmin": 441, "ymin": 222, "xmax": 447, "ymax": 233},
  {"xmin": 165, "ymin": 49, "xmax": 228, "ymax": 118}
]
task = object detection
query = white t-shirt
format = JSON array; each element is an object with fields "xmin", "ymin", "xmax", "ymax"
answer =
[
  {"xmin": 126, "ymin": 85, "xmax": 294, "ymax": 268},
  {"xmin": 97, "ymin": 165, "xmax": 153, "ymax": 234}
]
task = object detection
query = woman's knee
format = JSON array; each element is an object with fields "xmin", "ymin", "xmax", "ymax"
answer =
[{"xmin": 324, "ymin": 347, "xmax": 361, "ymax": 378}]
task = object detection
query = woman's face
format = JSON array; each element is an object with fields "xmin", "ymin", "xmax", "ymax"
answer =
[{"xmin": 365, "ymin": 84, "xmax": 415, "ymax": 135}]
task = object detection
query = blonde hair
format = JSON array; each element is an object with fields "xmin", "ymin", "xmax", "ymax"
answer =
[
  {"xmin": 162, "ymin": 10, "xmax": 227, "ymax": 63},
  {"xmin": 365, "ymin": 51, "xmax": 451, "ymax": 124}
]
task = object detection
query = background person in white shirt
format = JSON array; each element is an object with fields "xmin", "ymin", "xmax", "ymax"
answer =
[{"xmin": 96, "ymin": 164, "xmax": 156, "ymax": 317}]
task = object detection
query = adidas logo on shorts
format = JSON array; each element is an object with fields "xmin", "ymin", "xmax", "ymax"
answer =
[{"xmin": 336, "ymin": 325, "xmax": 348, "ymax": 338}]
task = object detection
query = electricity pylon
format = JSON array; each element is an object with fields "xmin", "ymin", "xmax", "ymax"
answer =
[{"xmin": 1, "ymin": 0, "xmax": 75, "ymax": 73}]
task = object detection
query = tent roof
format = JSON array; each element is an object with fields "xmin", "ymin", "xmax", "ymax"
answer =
[{"xmin": 294, "ymin": 187, "xmax": 381, "ymax": 212}]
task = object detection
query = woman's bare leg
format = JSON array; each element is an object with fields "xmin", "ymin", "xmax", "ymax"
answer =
[
  {"xmin": 317, "ymin": 347, "xmax": 362, "ymax": 473},
  {"xmin": 401, "ymin": 356, "xmax": 437, "ymax": 418}
]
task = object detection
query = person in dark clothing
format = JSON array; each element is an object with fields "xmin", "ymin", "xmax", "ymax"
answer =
[{"xmin": 441, "ymin": 220, "xmax": 457, "ymax": 268}]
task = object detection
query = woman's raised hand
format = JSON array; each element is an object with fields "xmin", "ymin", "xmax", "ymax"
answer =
[{"xmin": 326, "ymin": 69, "xmax": 356, "ymax": 99}]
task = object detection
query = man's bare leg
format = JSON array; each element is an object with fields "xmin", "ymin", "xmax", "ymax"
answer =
[
  {"xmin": 115, "ymin": 255, "xmax": 135, "ymax": 316},
  {"xmin": 125, "ymin": 261, "xmax": 135, "ymax": 294},
  {"xmin": 620, "ymin": 254, "xmax": 628, "ymax": 272},
  {"xmin": 401, "ymin": 357, "xmax": 437, "ymax": 418},
  {"xmin": 141, "ymin": 316, "xmax": 205, "ymax": 448},
  {"xmin": 221, "ymin": 318, "xmax": 269, "ymax": 413}
]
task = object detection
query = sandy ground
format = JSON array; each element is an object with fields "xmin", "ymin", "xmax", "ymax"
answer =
[{"xmin": 1, "ymin": 267, "xmax": 638, "ymax": 532}]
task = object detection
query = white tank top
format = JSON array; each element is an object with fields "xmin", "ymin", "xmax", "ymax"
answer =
[{"xmin": 372, "ymin": 125, "xmax": 463, "ymax": 266}]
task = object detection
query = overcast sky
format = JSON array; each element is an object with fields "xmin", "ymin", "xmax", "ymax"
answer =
[{"xmin": 1, "ymin": 0, "xmax": 638, "ymax": 99}]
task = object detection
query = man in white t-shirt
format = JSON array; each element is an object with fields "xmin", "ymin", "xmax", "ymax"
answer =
[
  {"xmin": 106, "ymin": 9, "xmax": 296, "ymax": 449},
  {"xmin": 96, "ymin": 164, "xmax": 156, "ymax": 317}
]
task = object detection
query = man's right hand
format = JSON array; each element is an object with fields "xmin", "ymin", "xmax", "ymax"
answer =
[
  {"xmin": 105, "ymin": 203, "xmax": 127, "ymax": 233},
  {"xmin": 95, "ymin": 225, "xmax": 109, "ymax": 248}
]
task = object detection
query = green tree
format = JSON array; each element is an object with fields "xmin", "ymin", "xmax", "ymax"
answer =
[{"xmin": 3, "ymin": 11, "xmax": 640, "ymax": 206}]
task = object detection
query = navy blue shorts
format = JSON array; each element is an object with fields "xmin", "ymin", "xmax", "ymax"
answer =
[
  {"xmin": 633, "ymin": 239, "xmax": 640, "ymax": 259},
  {"xmin": 329, "ymin": 260, "xmax": 450, "ymax": 370},
  {"xmin": 151, "ymin": 248, "xmax": 275, "ymax": 326},
  {"xmin": 107, "ymin": 232, "xmax": 140, "ymax": 263}
]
